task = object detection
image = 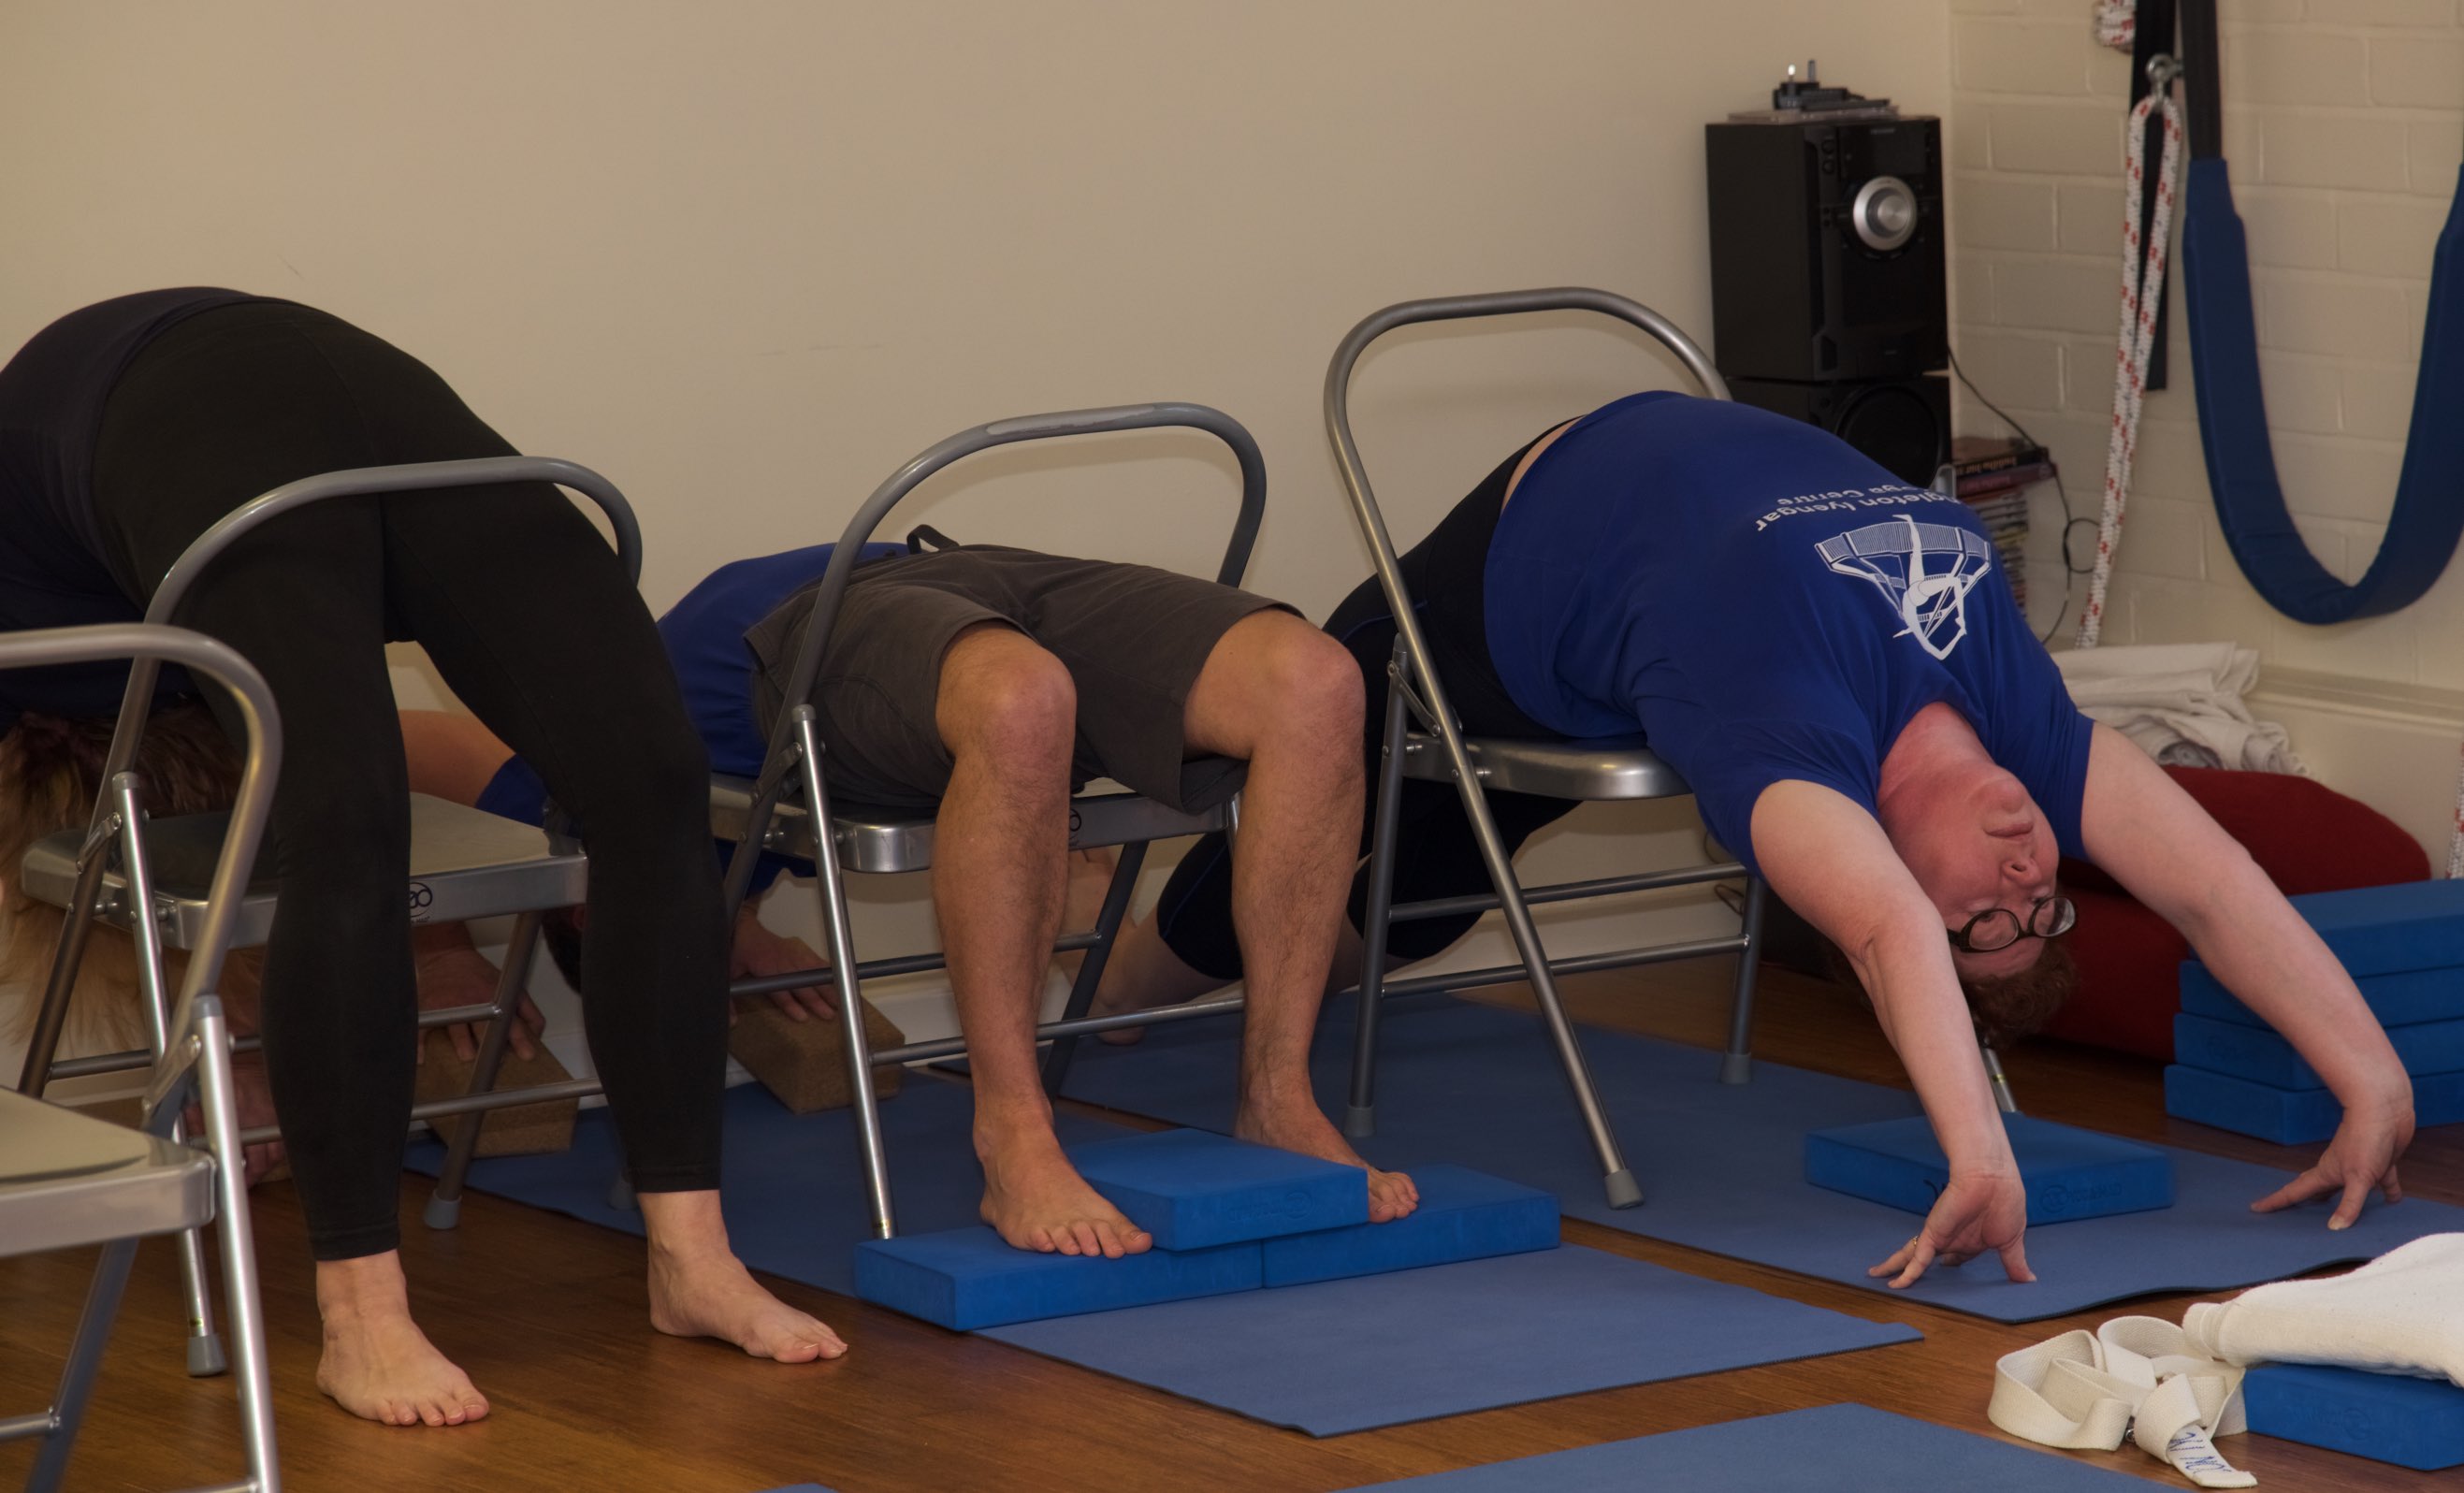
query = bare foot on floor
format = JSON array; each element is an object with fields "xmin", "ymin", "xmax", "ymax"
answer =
[
  {"xmin": 979, "ymin": 1130, "xmax": 1152, "ymax": 1256},
  {"xmin": 647, "ymin": 1246, "xmax": 846, "ymax": 1363},
  {"xmin": 314, "ymin": 1257, "xmax": 489, "ymax": 1428},
  {"xmin": 1238, "ymin": 1099, "xmax": 1419, "ymax": 1223}
]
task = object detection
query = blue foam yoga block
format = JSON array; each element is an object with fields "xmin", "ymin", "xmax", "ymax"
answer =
[
  {"xmin": 2174, "ymin": 1012, "xmax": 2464, "ymax": 1091},
  {"xmin": 2164, "ymin": 1065, "xmax": 2464, "ymax": 1145},
  {"xmin": 1065, "ymin": 1128, "xmax": 1368, "ymax": 1250},
  {"xmin": 1803, "ymin": 1113, "xmax": 2172, "ymax": 1225},
  {"xmin": 2181, "ymin": 964, "xmax": 2464, "ymax": 1030},
  {"xmin": 853, "ymin": 1225, "xmax": 1262, "ymax": 1330},
  {"xmin": 2244, "ymin": 1362, "xmax": 2464, "ymax": 1471},
  {"xmin": 1259, "ymin": 1165, "xmax": 1560, "ymax": 1287}
]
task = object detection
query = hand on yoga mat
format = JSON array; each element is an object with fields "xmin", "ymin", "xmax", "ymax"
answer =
[
  {"xmin": 1867, "ymin": 1169, "xmax": 2034, "ymax": 1288},
  {"xmin": 2251, "ymin": 1087, "xmax": 2414, "ymax": 1230}
]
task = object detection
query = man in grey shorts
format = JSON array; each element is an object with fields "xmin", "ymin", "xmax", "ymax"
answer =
[{"xmin": 745, "ymin": 541, "xmax": 1420, "ymax": 1254}]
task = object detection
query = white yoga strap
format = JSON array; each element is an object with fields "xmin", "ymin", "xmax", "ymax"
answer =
[{"xmin": 1990, "ymin": 1315, "xmax": 2254, "ymax": 1487}]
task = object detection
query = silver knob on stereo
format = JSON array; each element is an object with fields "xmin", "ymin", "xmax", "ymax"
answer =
[{"xmin": 1850, "ymin": 175, "xmax": 1918, "ymax": 252}]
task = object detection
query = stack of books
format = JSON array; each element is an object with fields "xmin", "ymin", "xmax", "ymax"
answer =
[{"xmin": 1949, "ymin": 437, "xmax": 2053, "ymax": 612}]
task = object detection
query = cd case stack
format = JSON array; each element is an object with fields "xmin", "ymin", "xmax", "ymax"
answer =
[{"xmin": 1949, "ymin": 436, "xmax": 2053, "ymax": 612}]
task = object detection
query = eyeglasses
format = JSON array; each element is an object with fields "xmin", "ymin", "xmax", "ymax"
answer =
[{"xmin": 1948, "ymin": 895, "xmax": 2077, "ymax": 954}]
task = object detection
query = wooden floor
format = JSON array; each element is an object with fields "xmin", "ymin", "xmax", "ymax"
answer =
[{"xmin": 7, "ymin": 959, "xmax": 2457, "ymax": 1492}]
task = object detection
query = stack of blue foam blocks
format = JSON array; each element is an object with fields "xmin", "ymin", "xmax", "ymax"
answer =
[
  {"xmin": 853, "ymin": 1128, "xmax": 1561, "ymax": 1329},
  {"xmin": 2165, "ymin": 880, "xmax": 2464, "ymax": 1145},
  {"xmin": 1803, "ymin": 1111, "xmax": 2173, "ymax": 1224}
]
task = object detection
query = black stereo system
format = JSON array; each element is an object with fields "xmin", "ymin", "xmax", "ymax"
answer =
[{"xmin": 1705, "ymin": 95, "xmax": 1950, "ymax": 486}]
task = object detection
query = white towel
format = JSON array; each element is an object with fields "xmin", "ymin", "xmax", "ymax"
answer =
[
  {"xmin": 2051, "ymin": 641, "xmax": 2306, "ymax": 775},
  {"xmin": 2181, "ymin": 1232, "xmax": 2464, "ymax": 1385}
]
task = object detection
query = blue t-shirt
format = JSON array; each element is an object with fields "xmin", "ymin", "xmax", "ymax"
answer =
[
  {"xmin": 1483, "ymin": 391, "xmax": 2092, "ymax": 874},
  {"xmin": 475, "ymin": 542, "xmax": 905, "ymax": 891}
]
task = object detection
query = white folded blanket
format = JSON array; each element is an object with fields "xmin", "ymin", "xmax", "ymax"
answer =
[
  {"xmin": 2051, "ymin": 641, "xmax": 2305, "ymax": 775},
  {"xmin": 2182, "ymin": 1232, "xmax": 2464, "ymax": 1385}
]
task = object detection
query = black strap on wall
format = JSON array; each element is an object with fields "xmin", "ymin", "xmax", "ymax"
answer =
[
  {"xmin": 2178, "ymin": 0, "xmax": 2225, "ymax": 159},
  {"xmin": 2128, "ymin": 0, "xmax": 2180, "ymax": 389}
]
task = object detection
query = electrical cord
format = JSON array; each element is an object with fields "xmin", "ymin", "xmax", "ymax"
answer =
[{"xmin": 1946, "ymin": 345, "xmax": 2095, "ymax": 645}]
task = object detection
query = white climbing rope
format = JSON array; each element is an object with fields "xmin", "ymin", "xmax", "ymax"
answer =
[{"xmin": 2076, "ymin": 55, "xmax": 2185, "ymax": 649}]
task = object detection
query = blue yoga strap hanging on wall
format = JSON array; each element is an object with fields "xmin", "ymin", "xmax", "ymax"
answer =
[{"xmin": 2177, "ymin": 0, "xmax": 2464, "ymax": 625}]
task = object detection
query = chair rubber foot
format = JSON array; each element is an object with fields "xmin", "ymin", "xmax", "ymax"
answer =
[
  {"xmin": 1343, "ymin": 1104, "xmax": 1376, "ymax": 1138},
  {"xmin": 1719, "ymin": 1051, "xmax": 1753, "ymax": 1085},
  {"xmin": 1603, "ymin": 1167, "xmax": 1644, "ymax": 1210},
  {"xmin": 423, "ymin": 1194, "xmax": 462, "ymax": 1230},
  {"xmin": 187, "ymin": 1332, "xmax": 228, "ymax": 1378},
  {"xmin": 607, "ymin": 1177, "xmax": 638, "ymax": 1212}
]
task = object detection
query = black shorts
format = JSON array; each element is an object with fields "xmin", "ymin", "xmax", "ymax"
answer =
[{"xmin": 746, "ymin": 545, "xmax": 1289, "ymax": 812}]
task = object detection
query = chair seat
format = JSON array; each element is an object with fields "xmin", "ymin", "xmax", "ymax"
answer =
[
  {"xmin": 708, "ymin": 770, "xmax": 1237, "ymax": 876},
  {"xmin": 0, "ymin": 1090, "xmax": 214, "ymax": 1257},
  {"xmin": 1398, "ymin": 732, "xmax": 1692, "ymax": 801},
  {"xmin": 19, "ymin": 793, "xmax": 584, "ymax": 950}
]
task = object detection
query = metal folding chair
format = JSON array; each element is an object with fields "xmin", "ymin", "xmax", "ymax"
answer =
[
  {"xmin": 15, "ymin": 458, "xmax": 643, "ymax": 1367},
  {"xmin": 1, "ymin": 622, "xmax": 281, "ymax": 1493},
  {"xmin": 1325, "ymin": 288, "xmax": 1770, "ymax": 1209},
  {"xmin": 717, "ymin": 402, "xmax": 1266, "ymax": 1239}
]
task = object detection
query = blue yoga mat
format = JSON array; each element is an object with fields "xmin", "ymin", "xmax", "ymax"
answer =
[
  {"xmin": 409, "ymin": 1069, "xmax": 1918, "ymax": 1434},
  {"xmin": 402, "ymin": 1078, "xmax": 1138, "ymax": 1296},
  {"xmin": 1051, "ymin": 997, "xmax": 2464, "ymax": 1323},
  {"xmin": 1337, "ymin": 1402, "xmax": 2153, "ymax": 1489},
  {"xmin": 985, "ymin": 1245, "xmax": 1916, "ymax": 1436}
]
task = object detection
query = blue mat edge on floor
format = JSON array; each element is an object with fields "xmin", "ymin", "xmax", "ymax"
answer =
[{"xmin": 1332, "ymin": 1402, "xmax": 2154, "ymax": 1489}]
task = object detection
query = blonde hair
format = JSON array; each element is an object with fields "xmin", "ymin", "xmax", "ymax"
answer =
[{"xmin": 0, "ymin": 703, "xmax": 261, "ymax": 1060}]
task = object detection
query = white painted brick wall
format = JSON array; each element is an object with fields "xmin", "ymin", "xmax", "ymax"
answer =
[{"xmin": 1949, "ymin": 2, "xmax": 2462, "ymax": 687}]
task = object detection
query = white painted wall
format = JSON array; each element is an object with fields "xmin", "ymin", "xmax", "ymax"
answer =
[
  {"xmin": 3, "ymin": 2, "xmax": 1951, "ymax": 1060},
  {"xmin": 1947, "ymin": 0, "xmax": 2464, "ymax": 857}
]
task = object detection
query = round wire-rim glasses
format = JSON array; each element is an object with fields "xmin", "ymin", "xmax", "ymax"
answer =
[{"xmin": 1949, "ymin": 894, "xmax": 2077, "ymax": 954}]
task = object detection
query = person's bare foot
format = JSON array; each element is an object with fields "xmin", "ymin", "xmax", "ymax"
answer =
[
  {"xmin": 413, "ymin": 925, "xmax": 544, "ymax": 1063},
  {"xmin": 978, "ymin": 1127, "xmax": 1152, "ymax": 1256},
  {"xmin": 1051, "ymin": 848, "xmax": 1151, "ymax": 1047},
  {"xmin": 636, "ymin": 1191, "xmax": 845, "ymax": 1361},
  {"xmin": 645, "ymin": 1246, "xmax": 846, "ymax": 1362},
  {"xmin": 313, "ymin": 1254, "xmax": 490, "ymax": 1428},
  {"xmin": 1238, "ymin": 1096, "xmax": 1419, "ymax": 1223}
]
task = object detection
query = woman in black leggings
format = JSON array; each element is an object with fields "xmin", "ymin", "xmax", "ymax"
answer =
[{"xmin": 0, "ymin": 290, "xmax": 842, "ymax": 1428}]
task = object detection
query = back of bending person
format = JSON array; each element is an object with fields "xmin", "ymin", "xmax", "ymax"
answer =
[
  {"xmin": 1094, "ymin": 390, "xmax": 2416, "ymax": 1285},
  {"xmin": 408, "ymin": 538, "xmax": 1419, "ymax": 1254},
  {"xmin": 0, "ymin": 290, "xmax": 839, "ymax": 1428}
]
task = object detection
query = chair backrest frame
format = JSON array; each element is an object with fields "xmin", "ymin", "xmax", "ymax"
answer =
[
  {"xmin": 20, "ymin": 457, "xmax": 638, "ymax": 1095},
  {"xmin": 723, "ymin": 402, "xmax": 1267, "ymax": 906},
  {"xmin": 1321, "ymin": 287, "xmax": 1727, "ymax": 748}
]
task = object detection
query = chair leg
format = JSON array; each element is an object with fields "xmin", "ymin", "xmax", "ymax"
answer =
[
  {"xmin": 1981, "ymin": 1040, "xmax": 2020, "ymax": 1114},
  {"xmin": 1040, "ymin": 840, "xmax": 1148, "ymax": 1096},
  {"xmin": 1720, "ymin": 876, "xmax": 1768, "ymax": 1086},
  {"xmin": 25, "ymin": 1237, "xmax": 139, "ymax": 1493},
  {"xmin": 1433, "ymin": 729, "xmax": 1643, "ymax": 1209},
  {"xmin": 794, "ymin": 710, "xmax": 898, "ymax": 1239},
  {"xmin": 190, "ymin": 997, "xmax": 279, "ymax": 1493},
  {"xmin": 424, "ymin": 909, "xmax": 546, "ymax": 1230},
  {"xmin": 1346, "ymin": 654, "xmax": 1413, "ymax": 1139},
  {"xmin": 105, "ymin": 780, "xmax": 225, "ymax": 1376}
]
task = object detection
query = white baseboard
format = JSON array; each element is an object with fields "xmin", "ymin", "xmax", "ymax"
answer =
[{"xmin": 2249, "ymin": 667, "xmax": 2464, "ymax": 867}]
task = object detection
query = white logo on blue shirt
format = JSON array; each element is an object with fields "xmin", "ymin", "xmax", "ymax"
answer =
[{"xmin": 1816, "ymin": 514, "xmax": 1994, "ymax": 660}]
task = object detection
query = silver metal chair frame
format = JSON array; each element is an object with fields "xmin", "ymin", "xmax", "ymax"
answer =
[
  {"xmin": 15, "ymin": 458, "xmax": 642, "ymax": 1348},
  {"xmin": 717, "ymin": 403, "xmax": 1267, "ymax": 1239},
  {"xmin": 1325, "ymin": 287, "xmax": 1771, "ymax": 1209},
  {"xmin": 0, "ymin": 622, "xmax": 282, "ymax": 1493}
]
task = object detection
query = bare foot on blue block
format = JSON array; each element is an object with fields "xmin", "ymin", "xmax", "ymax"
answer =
[
  {"xmin": 1237, "ymin": 1099, "xmax": 1419, "ymax": 1223},
  {"xmin": 314, "ymin": 1254, "xmax": 490, "ymax": 1428},
  {"xmin": 978, "ymin": 1130, "xmax": 1153, "ymax": 1256}
]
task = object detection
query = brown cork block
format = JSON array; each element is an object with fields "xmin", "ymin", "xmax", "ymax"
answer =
[
  {"xmin": 413, "ymin": 1028, "xmax": 580, "ymax": 1157},
  {"xmin": 728, "ymin": 996, "xmax": 907, "ymax": 1115}
]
